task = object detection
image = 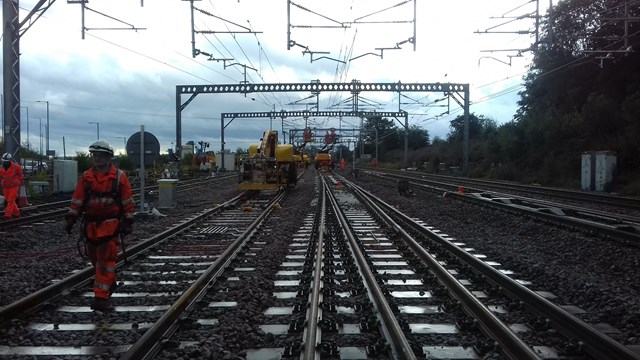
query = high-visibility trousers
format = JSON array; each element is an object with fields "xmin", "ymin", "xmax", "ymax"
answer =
[
  {"xmin": 86, "ymin": 237, "xmax": 119, "ymax": 300},
  {"xmin": 3, "ymin": 186, "xmax": 20, "ymax": 218}
]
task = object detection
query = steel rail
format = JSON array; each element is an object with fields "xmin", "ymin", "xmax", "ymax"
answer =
[
  {"xmin": 301, "ymin": 182, "xmax": 326, "ymax": 360},
  {"xmin": 342, "ymin": 178, "xmax": 542, "ymax": 360},
  {"xmin": 366, "ymin": 168, "xmax": 640, "ymax": 211},
  {"xmin": 0, "ymin": 192, "xmax": 247, "ymax": 326},
  {"xmin": 348, "ymin": 178, "xmax": 640, "ymax": 360},
  {"xmin": 323, "ymin": 176, "xmax": 417, "ymax": 359},
  {"xmin": 459, "ymin": 191, "xmax": 640, "ymax": 244},
  {"xmin": 364, "ymin": 171, "xmax": 640, "ymax": 244},
  {"xmin": 122, "ymin": 190, "xmax": 285, "ymax": 360}
]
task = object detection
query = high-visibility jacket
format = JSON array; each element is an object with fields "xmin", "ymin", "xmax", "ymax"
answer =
[
  {"xmin": 68, "ymin": 164, "xmax": 135, "ymax": 241},
  {"xmin": 0, "ymin": 162, "xmax": 24, "ymax": 188}
]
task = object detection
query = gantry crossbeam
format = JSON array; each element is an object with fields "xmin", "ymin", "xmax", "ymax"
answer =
[{"xmin": 176, "ymin": 81, "xmax": 469, "ymax": 173}]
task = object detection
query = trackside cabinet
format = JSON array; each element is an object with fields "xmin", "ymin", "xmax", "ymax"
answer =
[
  {"xmin": 581, "ymin": 152, "xmax": 594, "ymax": 191},
  {"xmin": 594, "ymin": 151, "xmax": 616, "ymax": 192},
  {"xmin": 53, "ymin": 160, "xmax": 78, "ymax": 193},
  {"xmin": 581, "ymin": 151, "xmax": 616, "ymax": 192},
  {"xmin": 157, "ymin": 179, "xmax": 178, "ymax": 208}
]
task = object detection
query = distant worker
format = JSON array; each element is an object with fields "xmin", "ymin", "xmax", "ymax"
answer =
[
  {"xmin": 0, "ymin": 153, "xmax": 24, "ymax": 219},
  {"xmin": 340, "ymin": 158, "xmax": 345, "ymax": 170},
  {"xmin": 64, "ymin": 140, "xmax": 135, "ymax": 313}
]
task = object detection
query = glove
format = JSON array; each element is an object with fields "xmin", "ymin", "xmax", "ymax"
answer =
[
  {"xmin": 64, "ymin": 215, "xmax": 76, "ymax": 235},
  {"xmin": 121, "ymin": 218, "xmax": 133, "ymax": 235}
]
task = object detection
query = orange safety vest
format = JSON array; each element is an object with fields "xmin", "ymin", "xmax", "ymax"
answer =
[
  {"xmin": 68, "ymin": 165, "xmax": 135, "ymax": 241},
  {"xmin": 0, "ymin": 162, "xmax": 24, "ymax": 188}
]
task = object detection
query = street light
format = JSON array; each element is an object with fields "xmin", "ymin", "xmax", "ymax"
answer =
[
  {"xmin": 35, "ymin": 101, "xmax": 49, "ymax": 155},
  {"xmin": 39, "ymin": 118, "xmax": 43, "ymax": 156},
  {"xmin": 88, "ymin": 122, "xmax": 99, "ymax": 140}
]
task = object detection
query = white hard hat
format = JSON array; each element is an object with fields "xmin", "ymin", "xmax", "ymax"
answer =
[
  {"xmin": 89, "ymin": 140, "xmax": 114, "ymax": 157},
  {"xmin": 1, "ymin": 153, "xmax": 12, "ymax": 162}
]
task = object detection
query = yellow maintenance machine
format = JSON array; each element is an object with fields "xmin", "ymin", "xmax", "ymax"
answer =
[
  {"xmin": 314, "ymin": 143, "xmax": 335, "ymax": 171},
  {"xmin": 314, "ymin": 128, "xmax": 336, "ymax": 171},
  {"xmin": 238, "ymin": 131, "xmax": 297, "ymax": 190}
]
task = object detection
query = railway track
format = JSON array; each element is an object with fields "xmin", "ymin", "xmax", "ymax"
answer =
[
  {"xmin": 1, "ymin": 170, "xmax": 638, "ymax": 359},
  {"xmin": 334, "ymin": 174, "xmax": 639, "ymax": 359},
  {"xmin": 0, "ymin": 187, "xmax": 282, "ymax": 358},
  {"xmin": 363, "ymin": 168, "xmax": 640, "ymax": 212},
  {"xmin": 361, "ymin": 169, "xmax": 640, "ymax": 244}
]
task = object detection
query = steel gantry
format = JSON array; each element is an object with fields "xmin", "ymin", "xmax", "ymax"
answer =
[
  {"xmin": 218, "ymin": 112, "xmax": 390, "ymax": 171},
  {"xmin": 175, "ymin": 81, "xmax": 470, "ymax": 173}
]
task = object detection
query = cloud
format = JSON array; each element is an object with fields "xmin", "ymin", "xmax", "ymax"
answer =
[{"xmin": 8, "ymin": 0, "xmax": 544, "ymax": 157}]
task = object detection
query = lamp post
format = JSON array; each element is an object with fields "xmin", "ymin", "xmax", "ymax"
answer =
[
  {"xmin": 39, "ymin": 118, "xmax": 43, "ymax": 156},
  {"xmin": 88, "ymin": 122, "xmax": 100, "ymax": 140},
  {"xmin": 35, "ymin": 101, "xmax": 49, "ymax": 155}
]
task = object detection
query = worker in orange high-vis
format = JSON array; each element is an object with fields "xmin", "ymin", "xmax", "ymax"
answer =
[
  {"xmin": 64, "ymin": 140, "xmax": 135, "ymax": 313},
  {"xmin": 0, "ymin": 153, "xmax": 24, "ymax": 219}
]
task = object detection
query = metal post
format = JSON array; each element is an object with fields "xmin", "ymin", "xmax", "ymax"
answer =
[
  {"xmin": 36, "ymin": 101, "xmax": 49, "ymax": 155},
  {"xmin": 88, "ymin": 122, "xmax": 99, "ymax": 140},
  {"xmin": 39, "ymin": 118, "xmax": 42, "ymax": 156},
  {"xmin": 189, "ymin": 0, "xmax": 196, "ymax": 57},
  {"xmin": 139, "ymin": 125, "xmax": 146, "ymax": 213},
  {"xmin": 463, "ymin": 86, "xmax": 470, "ymax": 175},
  {"xmin": 375, "ymin": 127, "xmax": 378, "ymax": 162},
  {"xmin": 220, "ymin": 115, "xmax": 225, "ymax": 171},
  {"xmin": 44, "ymin": 101, "xmax": 49, "ymax": 155},
  {"xmin": 339, "ymin": 117, "xmax": 342, "ymax": 161},
  {"xmin": 3, "ymin": 0, "xmax": 21, "ymax": 161},
  {"xmin": 403, "ymin": 113, "xmax": 408, "ymax": 169},
  {"xmin": 175, "ymin": 88, "xmax": 182, "ymax": 178},
  {"xmin": 351, "ymin": 140, "xmax": 356, "ymax": 171}
]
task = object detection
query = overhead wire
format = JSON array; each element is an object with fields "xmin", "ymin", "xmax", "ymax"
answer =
[
  {"xmin": 247, "ymin": 19, "xmax": 295, "ymax": 106},
  {"xmin": 17, "ymin": 0, "xmax": 638, "ymax": 143},
  {"xmin": 194, "ymin": 3, "xmax": 279, "ymax": 108}
]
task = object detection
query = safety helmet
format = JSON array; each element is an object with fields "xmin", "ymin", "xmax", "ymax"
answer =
[
  {"xmin": 88, "ymin": 140, "xmax": 114, "ymax": 157},
  {"xmin": 1, "ymin": 153, "xmax": 12, "ymax": 162}
]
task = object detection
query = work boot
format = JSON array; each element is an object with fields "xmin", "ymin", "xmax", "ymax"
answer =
[{"xmin": 90, "ymin": 297, "xmax": 111, "ymax": 313}]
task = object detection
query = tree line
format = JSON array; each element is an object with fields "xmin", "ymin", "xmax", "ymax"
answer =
[{"xmin": 356, "ymin": 0, "xmax": 640, "ymax": 194}]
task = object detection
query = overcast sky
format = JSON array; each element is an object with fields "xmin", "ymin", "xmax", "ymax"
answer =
[{"xmin": 6, "ymin": 0, "xmax": 547, "ymax": 157}]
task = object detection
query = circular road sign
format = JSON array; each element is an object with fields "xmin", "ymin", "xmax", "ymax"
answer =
[{"xmin": 126, "ymin": 131, "xmax": 160, "ymax": 167}]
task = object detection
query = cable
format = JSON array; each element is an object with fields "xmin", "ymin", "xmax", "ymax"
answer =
[{"xmin": 88, "ymin": 33, "xmax": 216, "ymax": 83}]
